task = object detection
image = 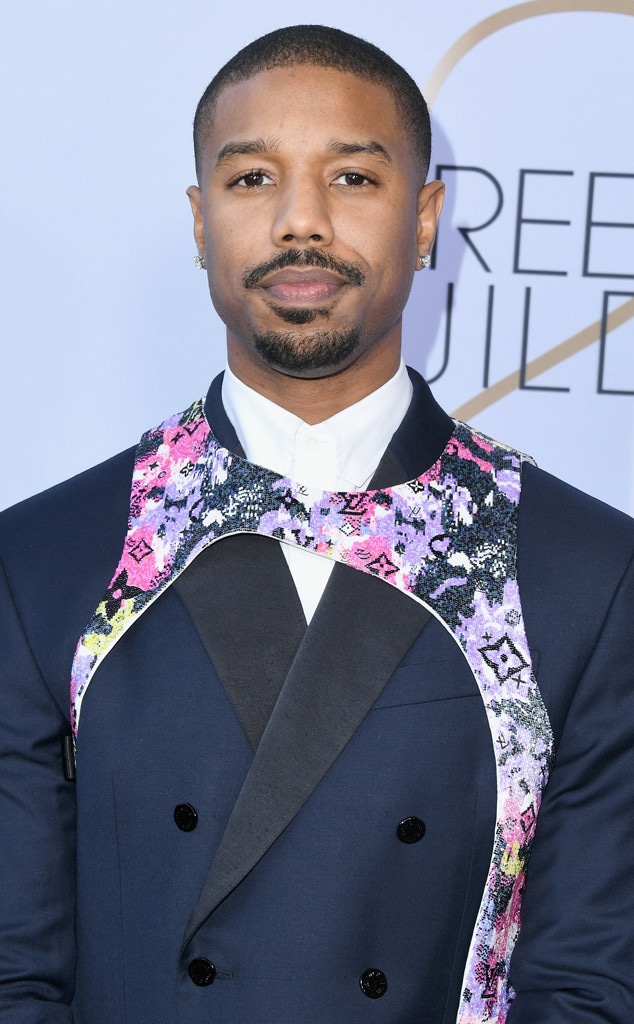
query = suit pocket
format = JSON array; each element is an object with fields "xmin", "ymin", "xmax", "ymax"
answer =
[{"xmin": 372, "ymin": 617, "xmax": 481, "ymax": 708}]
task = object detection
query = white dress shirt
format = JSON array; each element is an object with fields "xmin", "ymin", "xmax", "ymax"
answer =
[{"xmin": 221, "ymin": 362, "xmax": 413, "ymax": 622}]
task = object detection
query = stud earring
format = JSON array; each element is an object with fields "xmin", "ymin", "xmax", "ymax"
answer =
[
  {"xmin": 193, "ymin": 255, "xmax": 206, "ymax": 269},
  {"xmin": 418, "ymin": 254, "xmax": 431, "ymax": 269}
]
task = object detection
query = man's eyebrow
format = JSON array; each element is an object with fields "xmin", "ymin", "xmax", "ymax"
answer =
[
  {"xmin": 327, "ymin": 140, "xmax": 392, "ymax": 163},
  {"xmin": 215, "ymin": 137, "xmax": 280, "ymax": 166}
]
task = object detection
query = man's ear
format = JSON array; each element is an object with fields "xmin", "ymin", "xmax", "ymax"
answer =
[
  {"xmin": 186, "ymin": 185, "xmax": 206, "ymax": 257},
  {"xmin": 415, "ymin": 180, "xmax": 445, "ymax": 268}
]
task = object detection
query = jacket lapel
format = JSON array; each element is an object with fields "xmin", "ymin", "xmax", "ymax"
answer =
[
  {"xmin": 174, "ymin": 533, "xmax": 306, "ymax": 751},
  {"xmin": 183, "ymin": 559, "xmax": 431, "ymax": 944},
  {"xmin": 182, "ymin": 369, "xmax": 453, "ymax": 945}
]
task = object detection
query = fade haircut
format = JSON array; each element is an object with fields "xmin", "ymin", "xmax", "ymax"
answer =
[{"xmin": 193, "ymin": 25, "xmax": 431, "ymax": 184}]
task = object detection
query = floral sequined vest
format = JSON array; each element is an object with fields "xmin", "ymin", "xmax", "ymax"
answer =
[{"xmin": 70, "ymin": 398, "xmax": 554, "ymax": 1024}]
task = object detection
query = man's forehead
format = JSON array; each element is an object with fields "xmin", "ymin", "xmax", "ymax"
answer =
[{"xmin": 202, "ymin": 64, "xmax": 404, "ymax": 157}]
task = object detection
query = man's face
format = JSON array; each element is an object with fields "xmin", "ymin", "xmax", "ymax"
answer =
[{"xmin": 188, "ymin": 65, "xmax": 442, "ymax": 382}]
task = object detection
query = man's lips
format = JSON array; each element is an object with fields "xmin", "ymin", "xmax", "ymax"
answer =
[{"xmin": 259, "ymin": 268, "xmax": 348, "ymax": 306}]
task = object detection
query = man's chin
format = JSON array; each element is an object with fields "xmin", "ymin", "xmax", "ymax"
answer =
[{"xmin": 253, "ymin": 326, "xmax": 362, "ymax": 376}]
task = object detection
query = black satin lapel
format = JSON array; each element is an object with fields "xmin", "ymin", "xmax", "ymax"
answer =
[
  {"xmin": 183, "ymin": 561, "xmax": 431, "ymax": 945},
  {"xmin": 173, "ymin": 534, "xmax": 307, "ymax": 751}
]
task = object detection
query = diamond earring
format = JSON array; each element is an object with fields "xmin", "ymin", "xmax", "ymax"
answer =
[
  {"xmin": 418, "ymin": 254, "xmax": 431, "ymax": 269},
  {"xmin": 193, "ymin": 255, "xmax": 206, "ymax": 269}
]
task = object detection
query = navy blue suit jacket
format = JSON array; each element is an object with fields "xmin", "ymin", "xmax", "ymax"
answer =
[{"xmin": 0, "ymin": 371, "xmax": 633, "ymax": 1023}]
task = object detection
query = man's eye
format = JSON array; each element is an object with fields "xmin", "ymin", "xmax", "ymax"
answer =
[
  {"xmin": 333, "ymin": 172, "xmax": 372, "ymax": 187},
  {"xmin": 231, "ymin": 170, "xmax": 272, "ymax": 188}
]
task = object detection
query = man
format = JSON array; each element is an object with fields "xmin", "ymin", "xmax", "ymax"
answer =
[{"xmin": 0, "ymin": 24, "xmax": 632, "ymax": 1024}]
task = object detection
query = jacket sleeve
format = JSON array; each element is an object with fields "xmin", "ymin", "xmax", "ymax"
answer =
[
  {"xmin": 0, "ymin": 559, "xmax": 76, "ymax": 1022},
  {"xmin": 507, "ymin": 553, "xmax": 634, "ymax": 1023}
]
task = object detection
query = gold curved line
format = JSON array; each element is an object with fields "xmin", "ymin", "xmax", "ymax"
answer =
[
  {"xmin": 424, "ymin": 1, "xmax": 634, "ymax": 418},
  {"xmin": 451, "ymin": 296, "xmax": 634, "ymax": 420},
  {"xmin": 424, "ymin": 0, "xmax": 634, "ymax": 106}
]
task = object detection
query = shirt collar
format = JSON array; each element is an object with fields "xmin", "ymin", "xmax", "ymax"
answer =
[{"xmin": 221, "ymin": 361, "xmax": 413, "ymax": 491}]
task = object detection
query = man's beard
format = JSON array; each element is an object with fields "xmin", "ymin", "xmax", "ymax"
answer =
[
  {"xmin": 244, "ymin": 247, "xmax": 364, "ymax": 373},
  {"xmin": 254, "ymin": 324, "xmax": 362, "ymax": 374}
]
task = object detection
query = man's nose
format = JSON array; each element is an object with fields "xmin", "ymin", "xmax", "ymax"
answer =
[{"xmin": 271, "ymin": 179, "xmax": 335, "ymax": 247}]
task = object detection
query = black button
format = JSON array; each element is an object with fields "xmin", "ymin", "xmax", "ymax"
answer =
[
  {"xmin": 360, "ymin": 968, "xmax": 387, "ymax": 998},
  {"xmin": 396, "ymin": 816, "xmax": 426, "ymax": 844},
  {"xmin": 188, "ymin": 957, "xmax": 216, "ymax": 986},
  {"xmin": 174, "ymin": 803, "xmax": 198, "ymax": 832}
]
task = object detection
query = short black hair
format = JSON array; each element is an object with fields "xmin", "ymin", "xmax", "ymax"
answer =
[{"xmin": 193, "ymin": 25, "xmax": 431, "ymax": 183}]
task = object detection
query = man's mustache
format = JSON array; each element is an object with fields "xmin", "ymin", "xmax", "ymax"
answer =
[{"xmin": 242, "ymin": 248, "xmax": 365, "ymax": 289}]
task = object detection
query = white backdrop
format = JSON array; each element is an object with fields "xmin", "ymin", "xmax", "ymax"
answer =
[{"xmin": 1, "ymin": 1, "xmax": 632, "ymax": 513}]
